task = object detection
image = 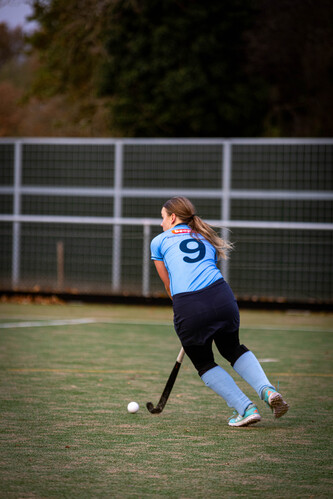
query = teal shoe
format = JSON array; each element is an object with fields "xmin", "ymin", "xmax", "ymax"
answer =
[
  {"xmin": 262, "ymin": 387, "xmax": 289, "ymax": 419},
  {"xmin": 228, "ymin": 403, "xmax": 261, "ymax": 427}
]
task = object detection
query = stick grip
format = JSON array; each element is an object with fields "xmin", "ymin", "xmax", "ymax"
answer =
[{"xmin": 176, "ymin": 346, "xmax": 185, "ymax": 364}]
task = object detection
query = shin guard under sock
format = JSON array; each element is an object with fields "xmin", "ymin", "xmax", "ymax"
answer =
[
  {"xmin": 201, "ymin": 365, "xmax": 251, "ymax": 416},
  {"xmin": 233, "ymin": 351, "xmax": 275, "ymax": 398}
]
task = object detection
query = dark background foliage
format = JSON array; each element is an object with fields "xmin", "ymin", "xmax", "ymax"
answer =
[{"xmin": 1, "ymin": 0, "xmax": 332, "ymax": 137}]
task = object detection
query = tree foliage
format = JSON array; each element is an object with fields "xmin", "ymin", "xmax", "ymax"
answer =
[
  {"xmin": 246, "ymin": 0, "xmax": 333, "ymax": 137},
  {"xmin": 4, "ymin": 0, "xmax": 333, "ymax": 137},
  {"xmin": 99, "ymin": 0, "xmax": 267, "ymax": 137},
  {"xmin": 0, "ymin": 23, "xmax": 24, "ymax": 65},
  {"xmin": 0, "ymin": 18, "xmax": 109, "ymax": 137},
  {"xmin": 27, "ymin": 0, "xmax": 112, "ymax": 99}
]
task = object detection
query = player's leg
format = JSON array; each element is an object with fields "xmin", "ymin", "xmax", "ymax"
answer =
[
  {"xmin": 184, "ymin": 340, "xmax": 260, "ymax": 425},
  {"xmin": 214, "ymin": 331, "xmax": 289, "ymax": 418},
  {"xmin": 213, "ymin": 326, "xmax": 267, "ymax": 395},
  {"xmin": 173, "ymin": 280, "xmax": 260, "ymax": 425},
  {"xmin": 232, "ymin": 350, "xmax": 273, "ymax": 397}
]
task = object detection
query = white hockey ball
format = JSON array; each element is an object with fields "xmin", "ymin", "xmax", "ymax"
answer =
[{"xmin": 127, "ymin": 401, "xmax": 139, "ymax": 413}]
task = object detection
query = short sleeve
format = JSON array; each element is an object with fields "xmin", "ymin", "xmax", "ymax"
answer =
[{"xmin": 150, "ymin": 234, "xmax": 163, "ymax": 261}]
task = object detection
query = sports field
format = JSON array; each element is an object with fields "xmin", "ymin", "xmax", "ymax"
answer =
[{"xmin": 0, "ymin": 301, "xmax": 332, "ymax": 498}]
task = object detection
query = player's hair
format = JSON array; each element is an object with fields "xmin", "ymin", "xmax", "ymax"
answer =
[{"xmin": 163, "ymin": 196, "xmax": 232, "ymax": 259}]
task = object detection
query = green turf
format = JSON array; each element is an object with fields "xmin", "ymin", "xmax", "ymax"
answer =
[{"xmin": 0, "ymin": 303, "xmax": 332, "ymax": 498}]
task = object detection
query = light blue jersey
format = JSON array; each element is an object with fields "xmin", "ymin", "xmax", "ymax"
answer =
[{"xmin": 150, "ymin": 224, "xmax": 223, "ymax": 296}]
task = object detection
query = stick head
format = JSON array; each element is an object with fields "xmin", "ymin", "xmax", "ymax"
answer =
[{"xmin": 146, "ymin": 401, "xmax": 163, "ymax": 414}]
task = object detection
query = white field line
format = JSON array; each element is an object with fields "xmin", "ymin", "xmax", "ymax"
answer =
[
  {"xmin": 0, "ymin": 318, "xmax": 97, "ymax": 328},
  {"xmin": 0, "ymin": 318, "xmax": 331, "ymax": 333},
  {"xmin": 242, "ymin": 325, "xmax": 333, "ymax": 333},
  {"xmin": 258, "ymin": 358, "xmax": 279, "ymax": 362},
  {"xmin": 7, "ymin": 368, "xmax": 154, "ymax": 374},
  {"xmin": 0, "ymin": 318, "xmax": 173, "ymax": 329}
]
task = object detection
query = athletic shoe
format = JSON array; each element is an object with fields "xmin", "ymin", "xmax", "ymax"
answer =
[
  {"xmin": 228, "ymin": 403, "xmax": 261, "ymax": 427},
  {"xmin": 262, "ymin": 387, "xmax": 289, "ymax": 419}
]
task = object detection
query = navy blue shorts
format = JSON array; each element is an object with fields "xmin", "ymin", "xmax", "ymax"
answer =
[
  {"xmin": 173, "ymin": 279, "xmax": 248, "ymax": 374},
  {"xmin": 173, "ymin": 278, "xmax": 240, "ymax": 346}
]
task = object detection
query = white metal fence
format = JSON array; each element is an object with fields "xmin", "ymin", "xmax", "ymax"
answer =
[{"xmin": 0, "ymin": 137, "xmax": 332, "ymax": 303}]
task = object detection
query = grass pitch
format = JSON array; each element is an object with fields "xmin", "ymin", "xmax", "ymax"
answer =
[{"xmin": 0, "ymin": 302, "xmax": 332, "ymax": 498}]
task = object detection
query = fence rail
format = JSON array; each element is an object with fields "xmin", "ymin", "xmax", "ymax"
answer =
[{"xmin": 0, "ymin": 137, "xmax": 332, "ymax": 303}]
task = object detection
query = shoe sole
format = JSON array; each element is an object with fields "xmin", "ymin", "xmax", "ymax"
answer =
[
  {"xmin": 228, "ymin": 414, "xmax": 261, "ymax": 427},
  {"xmin": 268, "ymin": 392, "xmax": 289, "ymax": 418}
]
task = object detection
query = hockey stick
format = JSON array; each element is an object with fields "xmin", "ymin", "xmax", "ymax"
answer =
[{"xmin": 146, "ymin": 346, "xmax": 185, "ymax": 414}]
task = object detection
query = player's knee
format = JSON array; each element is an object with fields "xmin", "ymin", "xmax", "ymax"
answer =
[
  {"xmin": 197, "ymin": 361, "xmax": 218, "ymax": 377},
  {"xmin": 222, "ymin": 344, "xmax": 249, "ymax": 366},
  {"xmin": 219, "ymin": 343, "xmax": 248, "ymax": 366}
]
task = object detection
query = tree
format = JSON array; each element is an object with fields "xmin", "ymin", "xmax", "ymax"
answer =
[
  {"xmin": 20, "ymin": 0, "xmax": 333, "ymax": 137},
  {"xmin": 27, "ymin": 0, "xmax": 112, "ymax": 99},
  {"xmin": 0, "ymin": 15, "xmax": 110, "ymax": 137},
  {"xmin": 0, "ymin": 23, "xmax": 24, "ymax": 65},
  {"xmin": 99, "ymin": 0, "xmax": 267, "ymax": 137},
  {"xmin": 21, "ymin": 0, "xmax": 114, "ymax": 135},
  {"xmin": 246, "ymin": 0, "xmax": 333, "ymax": 136},
  {"xmin": 0, "ymin": 81, "xmax": 23, "ymax": 135},
  {"xmin": 26, "ymin": 0, "xmax": 267, "ymax": 137}
]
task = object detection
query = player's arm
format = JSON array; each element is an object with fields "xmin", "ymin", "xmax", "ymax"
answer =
[{"xmin": 154, "ymin": 260, "xmax": 171, "ymax": 299}]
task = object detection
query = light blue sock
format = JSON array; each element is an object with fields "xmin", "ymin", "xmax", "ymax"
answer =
[
  {"xmin": 233, "ymin": 351, "xmax": 275, "ymax": 398},
  {"xmin": 201, "ymin": 365, "xmax": 252, "ymax": 416}
]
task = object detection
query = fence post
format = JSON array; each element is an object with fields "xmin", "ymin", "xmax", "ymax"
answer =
[
  {"xmin": 12, "ymin": 140, "xmax": 22, "ymax": 289},
  {"xmin": 221, "ymin": 140, "xmax": 232, "ymax": 283},
  {"xmin": 142, "ymin": 224, "xmax": 151, "ymax": 297},
  {"xmin": 56, "ymin": 241, "xmax": 64, "ymax": 290},
  {"xmin": 112, "ymin": 140, "xmax": 123, "ymax": 293}
]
